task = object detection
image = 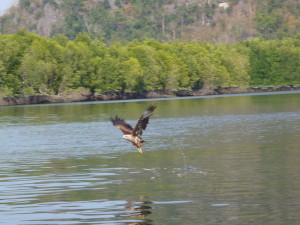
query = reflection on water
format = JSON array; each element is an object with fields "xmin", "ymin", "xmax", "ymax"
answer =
[
  {"xmin": 0, "ymin": 91, "xmax": 300, "ymax": 225},
  {"xmin": 116, "ymin": 198, "xmax": 153, "ymax": 225}
]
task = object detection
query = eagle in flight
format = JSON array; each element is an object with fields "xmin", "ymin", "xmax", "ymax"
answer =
[{"xmin": 111, "ymin": 105, "xmax": 157, "ymax": 153}]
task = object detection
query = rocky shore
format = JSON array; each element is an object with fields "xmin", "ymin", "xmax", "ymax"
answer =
[{"xmin": 0, "ymin": 85, "xmax": 299, "ymax": 106}]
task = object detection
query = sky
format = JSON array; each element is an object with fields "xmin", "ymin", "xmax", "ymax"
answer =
[{"xmin": 0, "ymin": 0, "xmax": 17, "ymax": 15}]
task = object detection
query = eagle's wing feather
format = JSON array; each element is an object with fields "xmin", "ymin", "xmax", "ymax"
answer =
[
  {"xmin": 133, "ymin": 105, "xmax": 156, "ymax": 136},
  {"xmin": 111, "ymin": 116, "xmax": 133, "ymax": 135}
]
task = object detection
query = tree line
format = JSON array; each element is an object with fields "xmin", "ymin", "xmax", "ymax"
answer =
[{"xmin": 0, "ymin": 30, "xmax": 299, "ymax": 97}]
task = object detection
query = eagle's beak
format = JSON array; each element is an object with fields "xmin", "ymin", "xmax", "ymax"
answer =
[{"xmin": 137, "ymin": 148, "xmax": 143, "ymax": 154}]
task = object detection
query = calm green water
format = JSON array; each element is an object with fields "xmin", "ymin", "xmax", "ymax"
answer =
[{"xmin": 0, "ymin": 91, "xmax": 300, "ymax": 225}]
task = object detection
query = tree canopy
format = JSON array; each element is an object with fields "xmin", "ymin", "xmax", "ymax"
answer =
[{"xmin": 0, "ymin": 31, "xmax": 299, "ymax": 97}]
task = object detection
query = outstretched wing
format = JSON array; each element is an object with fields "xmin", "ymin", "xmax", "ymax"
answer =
[
  {"xmin": 111, "ymin": 116, "xmax": 133, "ymax": 135},
  {"xmin": 133, "ymin": 105, "xmax": 157, "ymax": 136}
]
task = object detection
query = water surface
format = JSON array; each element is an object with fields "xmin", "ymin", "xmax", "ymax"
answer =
[{"xmin": 1, "ymin": 91, "xmax": 300, "ymax": 224}]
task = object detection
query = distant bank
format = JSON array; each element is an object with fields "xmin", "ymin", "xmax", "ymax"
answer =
[{"xmin": 1, "ymin": 85, "xmax": 299, "ymax": 106}]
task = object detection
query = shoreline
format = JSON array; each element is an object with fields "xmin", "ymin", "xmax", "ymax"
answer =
[{"xmin": 1, "ymin": 85, "xmax": 299, "ymax": 106}]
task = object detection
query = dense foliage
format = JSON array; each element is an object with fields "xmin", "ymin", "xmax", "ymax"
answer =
[
  {"xmin": 0, "ymin": 31, "xmax": 299, "ymax": 97},
  {"xmin": 1, "ymin": 0, "xmax": 299, "ymax": 43},
  {"xmin": 255, "ymin": 0, "xmax": 300, "ymax": 39}
]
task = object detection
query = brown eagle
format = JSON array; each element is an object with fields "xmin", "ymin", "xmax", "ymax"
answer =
[{"xmin": 111, "ymin": 105, "xmax": 157, "ymax": 153}]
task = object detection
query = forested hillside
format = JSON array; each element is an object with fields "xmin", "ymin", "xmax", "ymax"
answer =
[
  {"xmin": 0, "ymin": 31, "xmax": 299, "ymax": 97},
  {"xmin": 1, "ymin": 0, "xmax": 299, "ymax": 43},
  {"xmin": 0, "ymin": 1, "xmax": 299, "ymax": 101}
]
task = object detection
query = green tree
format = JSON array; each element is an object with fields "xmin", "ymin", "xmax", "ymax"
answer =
[
  {"xmin": 97, "ymin": 54, "xmax": 124, "ymax": 92},
  {"xmin": 129, "ymin": 43, "xmax": 161, "ymax": 90},
  {"xmin": 243, "ymin": 38, "xmax": 300, "ymax": 85},
  {"xmin": 211, "ymin": 44, "xmax": 250, "ymax": 87},
  {"xmin": 120, "ymin": 57, "xmax": 142, "ymax": 92}
]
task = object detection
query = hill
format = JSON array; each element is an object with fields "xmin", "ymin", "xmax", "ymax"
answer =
[{"xmin": 1, "ymin": 0, "xmax": 299, "ymax": 43}]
